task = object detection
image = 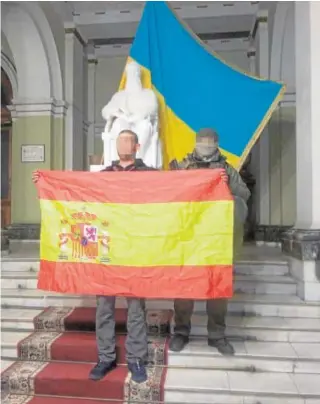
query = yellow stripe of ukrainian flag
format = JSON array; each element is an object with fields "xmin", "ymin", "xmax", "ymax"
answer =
[{"xmin": 40, "ymin": 199, "xmax": 234, "ymax": 266}]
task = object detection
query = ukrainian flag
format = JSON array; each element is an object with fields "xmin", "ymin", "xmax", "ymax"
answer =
[{"xmin": 119, "ymin": 1, "xmax": 285, "ymax": 169}]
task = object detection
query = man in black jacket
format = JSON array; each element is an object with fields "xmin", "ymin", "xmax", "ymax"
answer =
[
  {"xmin": 32, "ymin": 129, "xmax": 154, "ymax": 384},
  {"xmin": 101, "ymin": 129, "xmax": 156, "ymax": 173},
  {"xmin": 92, "ymin": 130, "xmax": 155, "ymax": 383}
]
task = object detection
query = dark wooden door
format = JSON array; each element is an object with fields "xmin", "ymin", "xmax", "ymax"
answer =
[
  {"xmin": 1, "ymin": 127, "xmax": 12, "ymax": 227},
  {"xmin": 1, "ymin": 68, "xmax": 13, "ymax": 228}
]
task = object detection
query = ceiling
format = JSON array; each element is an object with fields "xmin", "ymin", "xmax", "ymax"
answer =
[{"xmin": 66, "ymin": 1, "xmax": 259, "ymax": 44}]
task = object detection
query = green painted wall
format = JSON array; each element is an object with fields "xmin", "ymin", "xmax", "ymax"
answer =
[{"xmin": 11, "ymin": 115, "xmax": 64, "ymax": 224}]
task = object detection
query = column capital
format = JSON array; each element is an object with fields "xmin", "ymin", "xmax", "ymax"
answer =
[
  {"xmin": 247, "ymin": 48, "xmax": 256, "ymax": 59},
  {"xmin": 257, "ymin": 16, "xmax": 268, "ymax": 24},
  {"xmin": 9, "ymin": 98, "xmax": 68, "ymax": 118},
  {"xmin": 88, "ymin": 58, "xmax": 98, "ymax": 65},
  {"xmin": 250, "ymin": 10, "xmax": 268, "ymax": 40},
  {"xmin": 64, "ymin": 23, "xmax": 87, "ymax": 47}
]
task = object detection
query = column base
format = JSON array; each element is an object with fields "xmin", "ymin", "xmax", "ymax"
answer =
[
  {"xmin": 1, "ymin": 229, "xmax": 10, "ymax": 252},
  {"xmin": 282, "ymin": 229, "xmax": 320, "ymax": 302},
  {"xmin": 6, "ymin": 223, "xmax": 40, "ymax": 240},
  {"xmin": 254, "ymin": 225, "xmax": 292, "ymax": 245}
]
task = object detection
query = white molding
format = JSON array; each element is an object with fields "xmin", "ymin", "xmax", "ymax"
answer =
[
  {"xmin": 87, "ymin": 53, "xmax": 97, "ymax": 62},
  {"xmin": 256, "ymin": 9, "xmax": 268, "ymax": 20},
  {"xmin": 279, "ymin": 92, "xmax": 296, "ymax": 107},
  {"xmin": 87, "ymin": 58, "xmax": 97, "ymax": 155},
  {"xmin": 64, "ymin": 21, "xmax": 87, "ymax": 46},
  {"xmin": 255, "ymin": 10, "xmax": 270, "ymax": 226},
  {"xmin": 9, "ymin": 98, "xmax": 68, "ymax": 118},
  {"xmin": 83, "ymin": 119, "xmax": 90, "ymax": 130},
  {"xmin": 1, "ymin": 52, "xmax": 18, "ymax": 98},
  {"xmin": 95, "ymin": 44, "xmax": 130, "ymax": 59},
  {"xmin": 74, "ymin": 2, "xmax": 258, "ymax": 26},
  {"xmin": 95, "ymin": 38, "xmax": 250, "ymax": 59},
  {"xmin": 247, "ymin": 46, "xmax": 256, "ymax": 74}
]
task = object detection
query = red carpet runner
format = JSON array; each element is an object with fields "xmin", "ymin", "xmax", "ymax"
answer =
[{"xmin": 2, "ymin": 307, "xmax": 172, "ymax": 403}]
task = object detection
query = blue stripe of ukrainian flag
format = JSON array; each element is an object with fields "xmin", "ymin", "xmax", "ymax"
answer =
[{"xmin": 120, "ymin": 1, "xmax": 285, "ymax": 169}]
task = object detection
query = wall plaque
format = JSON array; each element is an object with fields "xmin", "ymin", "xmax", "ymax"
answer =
[{"xmin": 21, "ymin": 145, "xmax": 45, "ymax": 163}]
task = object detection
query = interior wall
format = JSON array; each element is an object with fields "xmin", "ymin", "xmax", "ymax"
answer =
[
  {"xmin": 1, "ymin": 32, "xmax": 14, "ymax": 62},
  {"xmin": 217, "ymin": 50, "xmax": 250, "ymax": 73},
  {"xmin": 95, "ymin": 56, "xmax": 126, "ymax": 124},
  {"xmin": 94, "ymin": 56, "xmax": 126, "ymax": 154},
  {"xmin": 38, "ymin": 2, "xmax": 66, "ymax": 94}
]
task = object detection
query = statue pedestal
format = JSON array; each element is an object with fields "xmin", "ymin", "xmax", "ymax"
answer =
[
  {"xmin": 90, "ymin": 165, "xmax": 105, "ymax": 172},
  {"xmin": 102, "ymin": 130, "xmax": 118, "ymax": 168}
]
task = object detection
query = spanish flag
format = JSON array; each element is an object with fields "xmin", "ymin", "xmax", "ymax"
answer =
[
  {"xmin": 120, "ymin": 2, "xmax": 285, "ymax": 169},
  {"xmin": 36, "ymin": 170, "xmax": 234, "ymax": 299}
]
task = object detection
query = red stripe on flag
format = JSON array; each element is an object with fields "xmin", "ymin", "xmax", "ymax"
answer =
[
  {"xmin": 36, "ymin": 169, "xmax": 233, "ymax": 204},
  {"xmin": 38, "ymin": 260, "xmax": 233, "ymax": 300}
]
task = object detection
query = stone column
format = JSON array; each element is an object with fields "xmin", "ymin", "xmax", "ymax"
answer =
[
  {"xmin": 255, "ymin": 12, "xmax": 271, "ymax": 235},
  {"xmin": 247, "ymin": 47, "xmax": 256, "ymax": 75},
  {"xmin": 282, "ymin": 2, "xmax": 320, "ymax": 301},
  {"xmin": 244, "ymin": 48, "xmax": 257, "ymax": 241},
  {"xmin": 64, "ymin": 24, "xmax": 87, "ymax": 171},
  {"xmin": 87, "ymin": 56, "xmax": 98, "ymax": 164}
]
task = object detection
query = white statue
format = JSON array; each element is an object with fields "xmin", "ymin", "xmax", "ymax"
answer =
[{"xmin": 101, "ymin": 61, "xmax": 162, "ymax": 168}]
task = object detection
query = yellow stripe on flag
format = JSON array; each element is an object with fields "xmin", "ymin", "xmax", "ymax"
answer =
[{"xmin": 40, "ymin": 199, "xmax": 234, "ymax": 266}]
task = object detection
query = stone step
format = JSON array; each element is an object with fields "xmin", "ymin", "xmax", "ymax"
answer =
[
  {"xmin": 180, "ymin": 313, "xmax": 320, "ymax": 343},
  {"xmin": 2, "ymin": 308, "xmax": 320, "ymax": 343},
  {"xmin": 1, "ymin": 331, "xmax": 30, "ymax": 360},
  {"xmin": 8, "ymin": 239, "xmax": 40, "ymax": 255},
  {"xmin": 2, "ymin": 395, "xmax": 124, "ymax": 404},
  {"xmin": 165, "ymin": 368, "xmax": 320, "ymax": 403},
  {"xmin": 1, "ymin": 308, "xmax": 44, "ymax": 331},
  {"xmin": 1, "ymin": 258, "xmax": 40, "ymax": 272},
  {"xmin": 2, "ymin": 290, "xmax": 319, "ymax": 318},
  {"xmin": 2, "ymin": 359, "xmax": 319, "ymax": 404},
  {"xmin": 2, "ymin": 330, "xmax": 320, "ymax": 374},
  {"xmin": 0, "ymin": 258, "xmax": 289, "ymax": 276},
  {"xmin": 1, "ymin": 359, "xmax": 13, "ymax": 373},
  {"xmin": 168, "ymin": 338, "xmax": 320, "ymax": 374},
  {"xmin": 0, "ymin": 272, "xmax": 297, "ymax": 295}
]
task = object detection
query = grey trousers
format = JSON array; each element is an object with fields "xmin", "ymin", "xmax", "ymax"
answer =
[
  {"xmin": 96, "ymin": 296, "xmax": 148, "ymax": 364},
  {"xmin": 173, "ymin": 197, "xmax": 245, "ymax": 340},
  {"xmin": 173, "ymin": 298, "xmax": 228, "ymax": 339}
]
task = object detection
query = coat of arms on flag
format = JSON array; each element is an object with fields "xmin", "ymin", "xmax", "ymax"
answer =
[{"xmin": 58, "ymin": 211, "xmax": 110, "ymax": 263}]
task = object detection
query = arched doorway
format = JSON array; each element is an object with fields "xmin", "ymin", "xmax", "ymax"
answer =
[{"xmin": 1, "ymin": 68, "xmax": 13, "ymax": 227}]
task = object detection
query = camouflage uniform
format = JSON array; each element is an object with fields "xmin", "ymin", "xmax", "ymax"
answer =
[
  {"xmin": 173, "ymin": 149, "xmax": 250, "ymax": 341},
  {"xmin": 178, "ymin": 150, "xmax": 250, "ymax": 202}
]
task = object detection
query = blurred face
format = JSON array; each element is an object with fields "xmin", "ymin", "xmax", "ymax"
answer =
[
  {"xmin": 116, "ymin": 132, "xmax": 140, "ymax": 161},
  {"xmin": 195, "ymin": 136, "xmax": 218, "ymax": 157}
]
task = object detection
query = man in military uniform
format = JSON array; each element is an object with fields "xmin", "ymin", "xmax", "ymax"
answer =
[{"xmin": 169, "ymin": 128, "xmax": 251, "ymax": 355}]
